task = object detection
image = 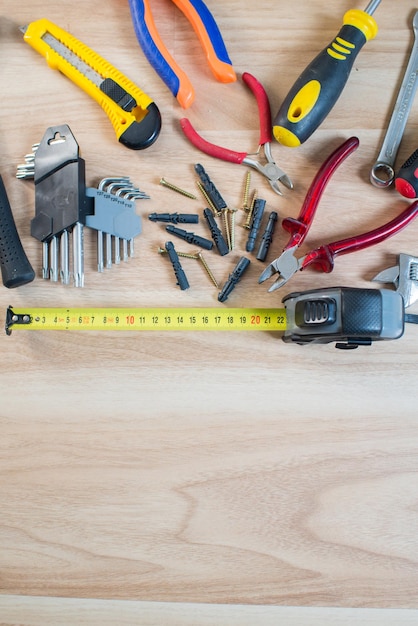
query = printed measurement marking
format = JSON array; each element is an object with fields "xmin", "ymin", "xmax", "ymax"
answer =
[{"xmin": 7, "ymin": 308, "xmax": 287, "ymax": 332}]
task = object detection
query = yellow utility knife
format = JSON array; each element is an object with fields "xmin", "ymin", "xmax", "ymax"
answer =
[{"xmin": 21, "ymin": 19, "xmax": 161, "ymax": 150}]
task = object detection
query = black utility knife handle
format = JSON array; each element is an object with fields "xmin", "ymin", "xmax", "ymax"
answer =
[{"xmin": 0, "ymin": 175, "xmax": 35, "ymax": 288}]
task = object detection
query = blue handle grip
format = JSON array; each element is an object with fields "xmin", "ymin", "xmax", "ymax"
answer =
[
  {"xmin": 129, "ymin": 0, "xmax": 235, "ymax": 108},
  {"xmin": 128, "ymin": 0, "xmax": 183, "ymax": 101}
]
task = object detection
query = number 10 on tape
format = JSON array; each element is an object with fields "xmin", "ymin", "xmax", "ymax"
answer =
[{"xmin": 6, "ymin": 307, "xmax": 287, "ymax": 333}]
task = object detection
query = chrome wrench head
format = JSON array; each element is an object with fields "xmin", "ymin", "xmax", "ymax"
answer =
[
  {"xmin": 370, "ymin": 162, "xmax": 396, "ymax": 188},
  {"xmin": 370, "ymin": 11, "xmax": 418, "ymax": 188},
  {"xmin": 372, "ymin": 252, "xmax": 418, "ymax": 308}
]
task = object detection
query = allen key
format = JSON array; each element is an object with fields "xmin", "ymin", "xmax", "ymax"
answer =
[
  {"xmin": 115, "ymin": 186, "xmax": 149, "ymax": 262},
  {"xmin": 85, "ymin": 178, "xmax": 144, "ymax": 271},
  {"xmin": 18, "ymin": 127, "xmax": 147, "ymax": 285}
]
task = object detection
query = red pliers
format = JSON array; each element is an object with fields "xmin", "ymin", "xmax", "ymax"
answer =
[
  {"xmin": 180, "ymin": 72, "xmax": 293, "ymax": 195},
  {"xmin": 259, "ymin": 136, "xmax": 418, "ymax": 292}
]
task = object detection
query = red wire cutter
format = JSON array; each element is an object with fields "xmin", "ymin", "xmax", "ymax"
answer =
[
  {"xmin": 259, "ymin": 136, "xmax": 418, "ymax": 292},
  {"xmin": 180, "ymin": 72, "xmax": 293, "ymax": 195}
]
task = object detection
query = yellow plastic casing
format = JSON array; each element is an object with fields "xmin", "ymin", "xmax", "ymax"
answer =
[
  {"xmin": 343, "ymin": 9, "xmax": 378, "ymax": 41},
  {"xmin": 22, "ymin": 19, "xmax": 159, "ymax": 148}
]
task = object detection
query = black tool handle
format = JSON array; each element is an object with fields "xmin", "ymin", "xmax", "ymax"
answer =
[{"xmin": 0, "ymin": 175, "xmax": 35, "ymax": 288}]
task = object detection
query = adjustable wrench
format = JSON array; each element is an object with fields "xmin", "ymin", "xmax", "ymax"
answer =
[
  {"xmin": 372, "ymin": 252, "xmax": 418, "ymax": 308},
  {"xmin": 370, "ymin": 11, "xmax": 418, "ymax": 188}
]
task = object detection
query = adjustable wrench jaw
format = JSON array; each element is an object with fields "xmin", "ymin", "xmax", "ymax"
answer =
[{"xmin": 372, "ymin": 253, "xmax": 418, "ymax": 308}]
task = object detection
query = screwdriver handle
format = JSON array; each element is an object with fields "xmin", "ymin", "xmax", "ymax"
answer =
[
  {"xmin": 395, "ymin": 149, "xmax": 418, "ymax": 199},
  {"xmin": 272, "ymin": 9, "xmax": 378, "ymax": 147},
  {"xmin": 301, "ymin": 200, "xmax": 418, "ymax": 273},
  {"xmin": 0, "ymin": 175, "xmax": 35, "ymax": 288}
]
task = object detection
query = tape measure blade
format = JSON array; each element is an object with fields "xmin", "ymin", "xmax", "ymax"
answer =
[{"xmin": 6, "ymin": 307, "xmax": 287, "ymax": 332}]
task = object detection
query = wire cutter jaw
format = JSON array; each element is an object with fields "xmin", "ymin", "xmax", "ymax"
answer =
[
  {"xmin": 243, "ymin": 142, "xmax": 294, "ymax": 196},
  {"xmin": 258, "ymin": 245, "xmax": 302, "ymax": 291},
  {"xmin": 180, "ymin": 72, "xmax": 293, "ymax": 195}
]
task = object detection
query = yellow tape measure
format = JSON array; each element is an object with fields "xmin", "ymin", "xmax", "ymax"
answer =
[{"xmin": 6, "ymin": 307, "xmax": 287, "ymax": 334}]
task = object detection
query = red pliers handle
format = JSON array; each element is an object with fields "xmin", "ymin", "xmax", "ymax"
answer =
[
  {"xmin": 301, "ymin": 201, "xmax": 418, "ymax": 273},
  {"xmin": 259, "ymin": 135, "xmax": 418, "ymax": 291},
  {"xmin": 281, "ymin": 136, "xmax": 360, "ymax": 251},
  {"xmin": 180, "ymin": 72, "xmax": 293, "ymax": 194}
]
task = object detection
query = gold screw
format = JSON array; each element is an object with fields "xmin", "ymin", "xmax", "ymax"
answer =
[
  {"xmin": 158, "ymin": 246, "xmax": 198, "ymax": 259},
  {"xmin": 196, "ymin": 251, "xmax": 219, "ymax": 288},
  {"xmin": 241, "ymin": 171, "xmax": 251, "ymax": 211},
  {"xmin": 222, "ymin": 208, "xmax": 232, "ymax": 250},
  {"xmin": 244, "ymin": 189, "xmax": 258, "ymax": 229},
  {"xmin": 159, "ymin": 177, "xmax": 197, "ymax": 199},
  {"xmin": 196, "ymin": 181, "xmax": 220, "ymax": 215},
  {"xmin": 159, "ymin": 247, "xmax": 218, "ymax": 287},
  {"xmin": 229, "ymin": 208, "xmax": 238, "ymax": 250}
]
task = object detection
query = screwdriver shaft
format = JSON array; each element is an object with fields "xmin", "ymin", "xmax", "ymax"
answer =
[{"xmin": 364, "ymin": 0, "xmax": 382, "ymax": 16}]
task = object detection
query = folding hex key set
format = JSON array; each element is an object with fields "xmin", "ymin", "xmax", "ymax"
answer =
[
  {"xmin": 17, "ymin": 124, "xmax": 146, "ymax": 287},
  {"xmin": 3, "ymin": 2, "xmax": 418, "ymax": 349}
]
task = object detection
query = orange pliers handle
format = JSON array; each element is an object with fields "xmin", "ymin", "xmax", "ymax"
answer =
[{"xmin": 128, "ymin": 0, "xmax": 236, "ymax": 108}]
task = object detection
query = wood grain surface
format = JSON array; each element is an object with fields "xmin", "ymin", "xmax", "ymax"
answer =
[{"xmin": 1, "ymin": 1, "xmax": 418, "ymax": 623}]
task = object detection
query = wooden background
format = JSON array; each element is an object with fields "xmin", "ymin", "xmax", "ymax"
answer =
[{"xmin": 1, "ymin": 1, "xmax": 418, "ymax": 623}]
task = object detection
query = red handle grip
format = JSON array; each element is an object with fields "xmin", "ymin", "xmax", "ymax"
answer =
[
  {"xmin": 281, "ymin": 136, "xmax": 360, "ymax": 251},
  {"xmin": 301, "ymin": 200, "xmax": 418, "ymax": 273},
  {"xmin": 242, "ymin": 72, "xmax": 272, "ymax": 145},
  {"xmin": 180, "ymin": 118, "xmax": 246, "ymax": 163}
]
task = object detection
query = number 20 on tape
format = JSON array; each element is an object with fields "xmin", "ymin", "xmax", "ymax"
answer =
[{"xmin": 6, "ymin": 307, "xmax": 287, "ymax": 333}]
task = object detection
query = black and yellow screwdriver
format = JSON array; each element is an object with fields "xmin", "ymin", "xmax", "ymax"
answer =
[{"xmin": 272, "ymin": 0, "xmax": 381, "ymax": 147}]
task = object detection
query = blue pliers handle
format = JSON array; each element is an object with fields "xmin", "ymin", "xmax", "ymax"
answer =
[{"xmin": 128, "ymin": 0, "xmax": 236, "ymax": 108}]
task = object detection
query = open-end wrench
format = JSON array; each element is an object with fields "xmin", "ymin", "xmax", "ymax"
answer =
[{"xmin": 370, "ymin": 11, "xmax": 418, "ymax": 188}]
